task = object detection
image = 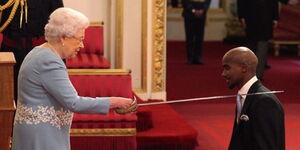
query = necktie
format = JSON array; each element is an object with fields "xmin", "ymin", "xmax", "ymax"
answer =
[{"xmin": 236, "ymin": 94, "xmax": 242, "ymax": 123}]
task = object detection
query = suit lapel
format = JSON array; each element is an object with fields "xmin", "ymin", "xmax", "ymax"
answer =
[
  {"xmin": 240, "ymin": 81, "xmax": 262, "ymax": 118},
  {"xmin": 232, "ymin": 81, "xmax": 263, "ymax": 139}
]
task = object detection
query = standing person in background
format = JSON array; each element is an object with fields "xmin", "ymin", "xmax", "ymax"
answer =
[
  {"xmin": 221, "ymin": 47, "xmax": 285, "ymax": 150},
  {"xmin": 182, "ymin": 0, "xmax": 211, "ymax": 65},
  {"xmin": 237, "ymin": 0, "xmax": 289, "ymax": 80},
  {"xmin": 11, "ymin": 8, "xmax": 134, "ymax": 150},
  {"xmin": 0, "ymin": 0, "xmax": 63, "ymax": 100},
  {"xmin": 171, "ymin": 0, "xmax": 179, "ymax": 7}
]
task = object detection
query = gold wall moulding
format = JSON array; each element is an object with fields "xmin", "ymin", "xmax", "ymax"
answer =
[{"xmin": 152, "ymin": 0, "xmax": 165, "ymax": 92}]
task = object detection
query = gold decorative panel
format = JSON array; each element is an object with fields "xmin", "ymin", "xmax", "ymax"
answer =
[
  {"xmin": 152, "ymin": 0, "xmax": 165, "ymax": 92},
  {"xmin": 141, "ymin": 0, "xmax": 148, "ymax": 92},
  {"xmin": 116, "ymin": 0, "xmax": 124, "ymax": 69}
]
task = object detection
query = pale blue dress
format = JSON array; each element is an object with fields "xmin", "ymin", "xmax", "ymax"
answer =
[{"xmin": 12, "ymin": 47, "xmax": 110, "ymax": 150}]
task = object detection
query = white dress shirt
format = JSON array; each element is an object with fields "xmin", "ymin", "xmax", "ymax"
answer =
[{"xmin": 238, "ymin": 76, "xmax": 258, "ymax": 107}]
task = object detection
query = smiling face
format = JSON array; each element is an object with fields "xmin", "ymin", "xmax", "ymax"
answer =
[
  {"xmin": 61, "ymin": 29, "xmax": 85, "ymax": 59},
  {"xmin": 221, "ymin": 47, "xmax": 257, "ymax": 90},
  {"xmin": 222, "ymin": 59, "xmax": 245, "ymax": 89}
]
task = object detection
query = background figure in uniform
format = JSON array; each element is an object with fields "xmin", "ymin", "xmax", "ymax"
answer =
[
  {"xmin": 222, "ymin": 47, "xmax": 285, "ymax": 150},
  {"xmin": 0, "ymin": 0, "xmax": 63, "ymax": 100},
  {"xmin": 237, "ymin": 0, "xmax": 288, "ymax": 80},
  {"xmin": 182, "ymin": 0, "xmax": 211, "ymax": 65}
]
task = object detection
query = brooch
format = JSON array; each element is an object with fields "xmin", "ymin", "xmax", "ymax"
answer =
[{"xmin": 239, "ymin": 114, "xmax": 249, "ymax": 122}]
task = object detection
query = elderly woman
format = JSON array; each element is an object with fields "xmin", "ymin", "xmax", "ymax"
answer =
[{"xmin": 11, "ymin": 8, "xmax": 133, "ymax": 150}]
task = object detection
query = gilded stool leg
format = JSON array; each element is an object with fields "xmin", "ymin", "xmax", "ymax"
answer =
[
  {"xmin": 297, "ymin": 44, "xmax": 300, "ymax": 57},
  {"xmin": 274, "ymin": 43, "xmax": 280, "ymax": 56}
]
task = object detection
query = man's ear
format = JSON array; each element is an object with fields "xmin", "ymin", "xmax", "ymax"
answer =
[{"xmin": 240, "ymin": 63, "xmax": 248, "ymax": 73}]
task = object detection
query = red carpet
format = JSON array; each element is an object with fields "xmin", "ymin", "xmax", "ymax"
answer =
[
  {"xmin": 167, "ymin": 41, "xmax": 300, "ymax": 150},
  {"xmin": 137, "ymin": 104, "xmax": 198, "ymax": 150}
]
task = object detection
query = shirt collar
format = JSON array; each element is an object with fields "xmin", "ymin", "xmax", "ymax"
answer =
[{"xmin": 238, "ymin": 76, "xmax": 258, "ymax": 100}]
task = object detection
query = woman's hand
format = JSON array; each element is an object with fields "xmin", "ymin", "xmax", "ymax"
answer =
[{"xmin": 110, "ymin": 97, "xmax": 133, "ymax": 109}]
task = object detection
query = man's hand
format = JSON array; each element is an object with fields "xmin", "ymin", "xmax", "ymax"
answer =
[
  {"xmin": 273, "ymin": 20, "xmax": 278, "ymax": 30},
  {"xmin": 193, "ymin": 9, "xmax": 204, "ymax": 17},
  {"xmin": 240, "ymin": 18, "xmax": 246, "ymax": 29}
]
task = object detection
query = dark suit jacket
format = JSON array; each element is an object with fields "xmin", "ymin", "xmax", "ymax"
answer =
[
  {"xmin": 228, "ymin": 81, "xmax": 285, "ymax": 150},
  {"xmin": 237, "ymin": 0, "xmax": 287, "ymax": 40}
]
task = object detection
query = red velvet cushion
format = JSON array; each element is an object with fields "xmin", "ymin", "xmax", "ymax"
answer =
[
  {"xmin": 137, "ymin": 104, "xmax": 198, "ymax": 150},
  {"xmin": 66, "ymin": 26, "xmax": 110, "ymax": 68},
  {"xmin": 73, "ymin": 111, "xmax": 137, "ymax": 122},
  {"xmin": 136, "ymin": 107, "xmax": 153, "ymax": 131},
  {"xmin": 69, "ymin": 74, "xmax": 136, "ymax": 129},
  {"xmin": 273, "ymin": 28, "xmax": 300, "ymax": 41},
  {"xmin": 133, "ymin": 93, "xmax": 153, "ymax": 131},
  {"xmin": 82, "ymin": 26, "xmax": 104, "ymax": 54},
  {"xmin": 273, "ymin": 5, "xmax": 300, "ymax": 41},
  {"xmin": 69, "ymin": 75, "xmax": 133, "ymax": 98},
  {"xmin": 72, "ymin": 111, "xmax": 137, "ymax": 129},
  {"xmin": 66, "ymin": 53, "xmax": 110, "ymax": 68}
]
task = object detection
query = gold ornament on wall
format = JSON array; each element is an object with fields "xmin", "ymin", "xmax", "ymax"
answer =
[{"xmin": 152, "ymin": 0, "xmax": 165, "ymax": 92}]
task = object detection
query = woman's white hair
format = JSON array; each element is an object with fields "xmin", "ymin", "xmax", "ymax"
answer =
[{"xmin": 44, "ymin": 7, "xmax": 89, "ymax": 42}]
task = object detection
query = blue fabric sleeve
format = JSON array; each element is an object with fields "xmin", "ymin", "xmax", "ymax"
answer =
[{"xmin": 39, "ymin": 52, "xmax": 110, "ymax": 114}]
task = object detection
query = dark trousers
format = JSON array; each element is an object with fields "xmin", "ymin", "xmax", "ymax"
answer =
[
  {"xmin": 171, "ymin": 0, "xmax": 179, "ymax": 7},
  {"xmin": 184, "ymin": 16, "xmax": 206, "ymax": 63},
  {"xmin": 247, "ymin": 39, "xmax": 268, "ymax": 80}
]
